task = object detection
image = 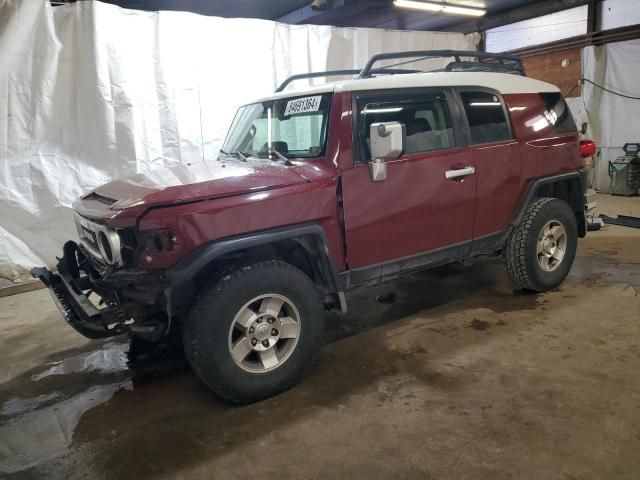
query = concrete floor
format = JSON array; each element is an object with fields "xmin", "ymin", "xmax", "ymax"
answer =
[{"xmin": 1, "ymin": 194, "xmax": 639, "ymax": 480}]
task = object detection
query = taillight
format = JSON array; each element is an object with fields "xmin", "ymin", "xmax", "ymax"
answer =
[{"xmin": 579, "ymin": 139, "xmax": 596, "ymax": 158}]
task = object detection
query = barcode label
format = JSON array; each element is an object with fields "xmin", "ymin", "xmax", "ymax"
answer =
[{"xmin": 284, "ymin": 96, "xmax": 322, "ymax": 116}]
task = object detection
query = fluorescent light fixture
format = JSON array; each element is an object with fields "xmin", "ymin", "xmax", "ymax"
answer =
[
  {"xmin": 393, "ymin": 0, "xmax": 442, "ymax": 12},
  {"xmin": 442, "ymin": 4, "xmax": 485, "ymax": 16},
  {"xmin": 393, "ymin": 0, "xmax": 485, "ymax": 17},
  {"xmin": 364, "ymin": 107, "xmax": 404, "ymax": 114}
]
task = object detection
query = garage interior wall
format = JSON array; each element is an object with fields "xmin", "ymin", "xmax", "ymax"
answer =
[
  {"xmin": 578, "ymin": 39, "xmax": 640, "ymax": 191},
  {"xmin": 485, "ymin": 5, "xmax": 588, "ymax": 53},
  {"xmin": 0, "ymin": 0, "xmax": 477, "ymax": 282},
  {"xmin": 486, "ymin": 2, "xmax": 640, "ymax": 193}
]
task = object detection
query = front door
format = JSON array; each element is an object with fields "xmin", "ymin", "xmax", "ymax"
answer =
[{"xmin": 341, "ymin": 89, "xmax": 476, "ymax": 281}]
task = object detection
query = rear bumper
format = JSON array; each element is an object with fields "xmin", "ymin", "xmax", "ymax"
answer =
[{"xmin": 31, "ymin": 241, "xmax": 168, "ymax": 340}]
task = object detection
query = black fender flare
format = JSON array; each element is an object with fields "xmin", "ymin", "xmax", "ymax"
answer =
[
  {"xmin": 511, "ymin": 170, "xmax": 587, "ymax": 237},
  {"xmin": 166, "ymin": 223, "xmax": 346, "ymax": 312}
]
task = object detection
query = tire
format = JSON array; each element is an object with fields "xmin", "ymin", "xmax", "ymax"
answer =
[
  {"xmin": 505, "ymin": 197, "xmax": 578, "ymax": 292},
  {"xmin": 183, "ymin": 260, "xmax": 325, "ymax": 404}
]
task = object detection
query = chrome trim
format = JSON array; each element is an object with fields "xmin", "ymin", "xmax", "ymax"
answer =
[
  {"xmin": 97, "ymin": 229, "xmax": 122, "ymax": 265},
  {"xmin": 338, "ymin": 291, "xmax": 348, "ymax": 314},
  {"xmin": 369, "ymin": 158, "xmax": 387, "ymax": 182},
  {"xmin": 73, "ymin": 212, "xmax": 122, "ymax": 266},
  {"xmin": 445, "ymin": 166, "xmax": 475, "ymax": 179}
]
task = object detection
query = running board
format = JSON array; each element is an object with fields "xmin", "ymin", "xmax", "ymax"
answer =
[{"xmin": 599, "ymin": 214, "xmax": 640, "ymax": 229}]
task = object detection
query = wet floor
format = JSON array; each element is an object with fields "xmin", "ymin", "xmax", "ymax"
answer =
[{"xmin": 1, "ymin": 228, "xmax": 639, "ymax": 479}]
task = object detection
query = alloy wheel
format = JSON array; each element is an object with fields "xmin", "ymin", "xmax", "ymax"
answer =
[
  {"xmin": 227, "ymin": 294, "xmax": 301, "ymax": 373},
  {"xmin": 536, "ymin": 219, "xmax": 567, "ymax": 272}
]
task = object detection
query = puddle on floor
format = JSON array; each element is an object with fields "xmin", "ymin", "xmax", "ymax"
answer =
[
  {"xmin": 1, "ymin": 243, "xmax": 638, "ymax": 477},
  {"xmin": 0, "ymin": 340, "xmax": 136, "ymax": 474},
  {"xmin": 1, "ymin": 382, "xmax": 131, "ymax": 474},
  {"xmin": 30, "ymin": 342, "xmax": 129, "ymax": 381}
]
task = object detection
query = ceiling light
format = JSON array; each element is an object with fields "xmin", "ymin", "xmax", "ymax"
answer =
[
  {"xmin": 393, "ymin": 0, "xmax": 443, "ymax": 12},
  {"xmin": 442, "ymin": 4, "xmax": 485, "ymax": 16},
  {"xmin": 393, "ymin": 0, "xmax": 486, "ymax": 17}
]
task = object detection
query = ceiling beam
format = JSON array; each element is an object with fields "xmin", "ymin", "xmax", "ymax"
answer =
[
  {"xmin": 586, "ymin": 0, "xmax": 598, "ymax": 35},
  {"xmin": 507, "ymin": 23, "xmax": 640, "ymax": 57},
  {"xmin": 277, "ymin": 0, "xmax": 348, "ymax": 24},
  {"xmin": 443, "ymin": 0, "xmax": 589, "ymax": 34},
  {"xmin": 277, "ymin": 0, "xmax": 396, "ymax": 25}
]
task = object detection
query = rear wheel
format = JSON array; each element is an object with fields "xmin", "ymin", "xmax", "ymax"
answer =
[
  {"xmin": 183, "ymin": 260, "xmax": 325, "ymax": 404},
  {"xmin": 505, "ymin": 197, "xmax": 578, "ymax": 292}
]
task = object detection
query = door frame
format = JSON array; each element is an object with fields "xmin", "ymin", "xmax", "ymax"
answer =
[{"xmin": 338, "ymin": 86, "xmax": 479, "ymax": 285}]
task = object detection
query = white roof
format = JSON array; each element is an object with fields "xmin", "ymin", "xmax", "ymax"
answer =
[{"xmin": 256, "ymin": 71, "xmax": 559, "ymax": 103}]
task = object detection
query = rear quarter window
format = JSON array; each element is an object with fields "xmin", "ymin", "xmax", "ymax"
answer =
[
  {"xmin": 539, "ymin": 92, "xmax": 577, "ymax": 134},
  {"xmin": 460, "ymin": 91, "xmax": 512, "ymax": 144}
]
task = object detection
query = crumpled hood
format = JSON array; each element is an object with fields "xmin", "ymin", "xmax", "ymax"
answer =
[{"xmin": 85, "ymin": 159, "xmax": 313, "ymax": 210}]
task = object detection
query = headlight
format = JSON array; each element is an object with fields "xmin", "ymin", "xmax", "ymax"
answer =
[
  {"xmin": 141, "ymin": 229, "xmax": 179, "ymax": 254},
  {"xmin": 97, "ymin": 229, "xmax": 121, "ymax": 265},
  {"xmin": 138, "ymin": 229, "xmax": 183, "ymax": 269}
]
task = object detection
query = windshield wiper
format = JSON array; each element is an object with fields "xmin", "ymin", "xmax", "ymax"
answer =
[
  {"xmin": 219, "ymin": 149, "xmax": 248, "ymax": 162},
  {"xmin": 270, "ymin": 149, "xmax": 293, "ymax": 166}
]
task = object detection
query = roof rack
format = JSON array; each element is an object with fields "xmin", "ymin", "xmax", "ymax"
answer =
[
  {"xmin": 276, "ymin": 50, "xmax": 526, "ymax": 92},
  {"xmin": 359, "ymin": 50, "xmax": 526, "ymax": 78},
  {"xmin": 275, "ymin": 68, "xmax": 420, "ymax": 92}
]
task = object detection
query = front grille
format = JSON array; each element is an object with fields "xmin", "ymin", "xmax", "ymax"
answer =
[
  {"xmin": 73, "ymin": 212, "xmax": 122, "ymax": 266},
  {"xmin": 81, "ymin": 225, "xmax": 99, "ymax": 251}
]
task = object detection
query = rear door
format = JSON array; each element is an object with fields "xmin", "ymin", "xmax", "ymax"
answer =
[
  {"xmin": 340, "ymin": 88, "xmax": 476, "ymax": 280},
  {"xmin": 455, "ymin": 89, "xmax": 522, "ymax": 249}
]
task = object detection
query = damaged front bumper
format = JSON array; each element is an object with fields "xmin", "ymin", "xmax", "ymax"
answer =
[{"xmin": 31, "ymin": 241, "xmax": 169, "ymax": 340}]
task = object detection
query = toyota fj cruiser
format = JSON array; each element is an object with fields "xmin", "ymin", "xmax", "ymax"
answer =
[{"xmin": 32, "ymin": 51, "xmax": 595, "ymax": 403}]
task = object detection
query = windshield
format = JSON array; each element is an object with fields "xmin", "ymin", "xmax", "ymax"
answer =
[{"xmin": 221, "ymin": 93, "xmax": 332, "ymax": 158}]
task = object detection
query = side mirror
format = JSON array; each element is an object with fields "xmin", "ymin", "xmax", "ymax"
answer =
[{"xmin": 369, "ymin": 122, "xmax": 405, "ymax": 182}]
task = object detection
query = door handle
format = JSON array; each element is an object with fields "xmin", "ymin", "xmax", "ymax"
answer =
[{"xmin": 445, "ymin": 166, "xmax": 475, "ymax": 180}]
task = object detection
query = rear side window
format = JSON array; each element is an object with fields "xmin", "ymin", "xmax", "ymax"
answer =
[
  {"xmin": 539, "ymin": 92, "xmax": 577, "ymax": 133},
  {"xmin": 460, "ymin": 91, "xmax": 512, "ymax": 144},
  {"xmin": 357, "ymin": 91, "xmax": 455, "ymax": 160}
]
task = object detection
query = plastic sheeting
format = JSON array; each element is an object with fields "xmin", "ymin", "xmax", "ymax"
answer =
[
  {"xmin": 0, "ymin": 0, "xmax": 477, "ymax": 282},
  {"xmin": 568, "ymin": 39, "xmax": 640, "ymax": 191}
]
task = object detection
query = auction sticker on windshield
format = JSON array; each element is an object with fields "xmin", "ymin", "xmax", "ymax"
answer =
[{"xmin": 284, "ymin": 96, "xmax": 322, "ymax": 116}]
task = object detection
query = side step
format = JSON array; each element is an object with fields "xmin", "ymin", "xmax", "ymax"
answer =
[{"xmin": 599, "ymin": 214, "xmax": 640, "ymax": 229}]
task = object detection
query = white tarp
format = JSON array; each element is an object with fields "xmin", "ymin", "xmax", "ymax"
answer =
[
  {"xmin": 570, "ymin": 39, "xmax": 640, "ymax": 191},
  {"xmin": 0, "ymin": 0, "xmax": 477, "ymax": 282}
]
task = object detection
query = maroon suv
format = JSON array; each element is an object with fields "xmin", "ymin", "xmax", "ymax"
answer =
[{"xmin": 33, "ymin": 51, "xmax": 595, "ymax": 403}]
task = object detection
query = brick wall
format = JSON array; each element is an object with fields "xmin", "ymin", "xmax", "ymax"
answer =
[{"xmin": 522, "ymin": 48, "xmax": 582, "ymax": 98}]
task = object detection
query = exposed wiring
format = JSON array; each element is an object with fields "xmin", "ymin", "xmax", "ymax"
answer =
[{"xmin": 581, "ymin": 78, "xmax": 640, "ymax": 100}]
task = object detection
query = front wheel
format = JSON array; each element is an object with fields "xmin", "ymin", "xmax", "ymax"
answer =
[
  {"xmin": 183, "ymin": 260, "xmax": 325, "ymax": 404},
  {"xmin": 505, "ymin": 197, "xmax": 578, "ymax": 292}
]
